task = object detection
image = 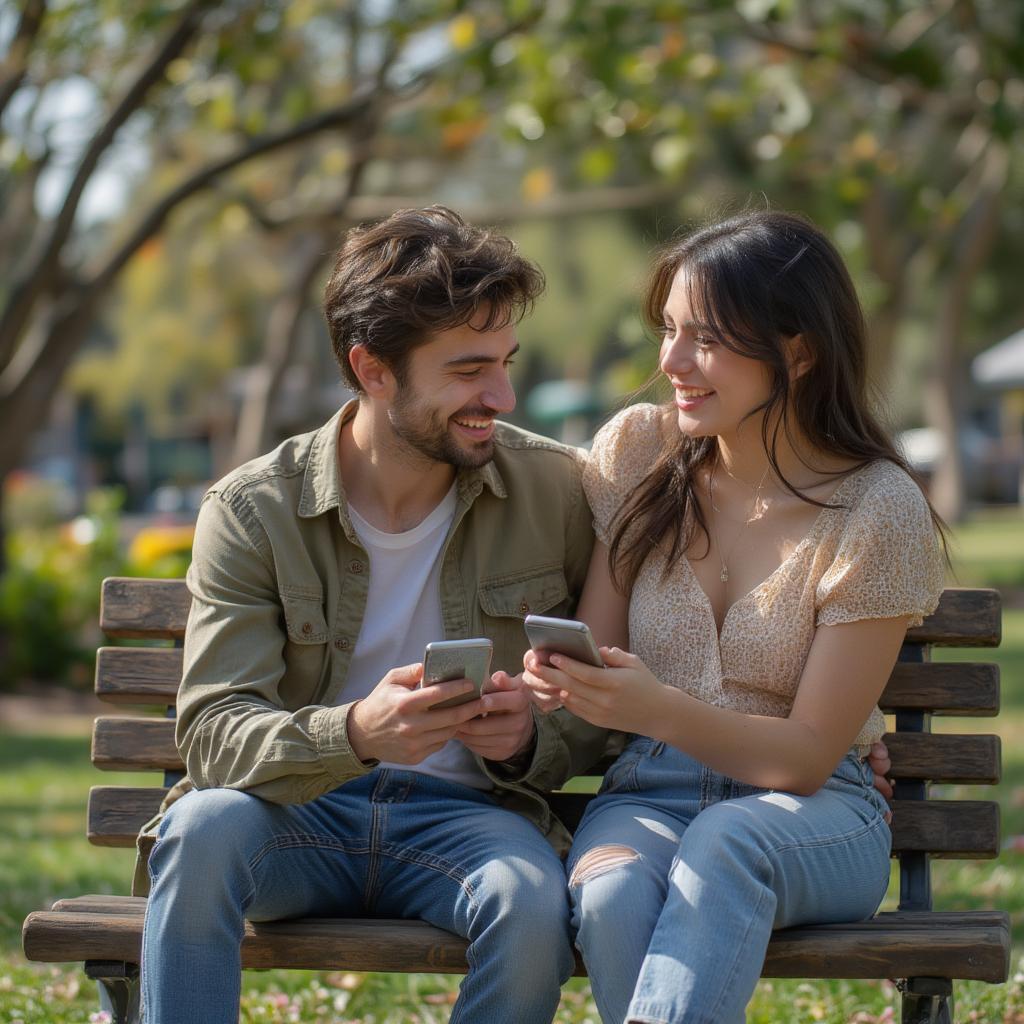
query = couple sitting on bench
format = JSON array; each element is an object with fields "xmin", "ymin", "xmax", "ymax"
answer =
[{"xmin": 141, "ymin": 204, "xmax": 943, "ymax": 1024}]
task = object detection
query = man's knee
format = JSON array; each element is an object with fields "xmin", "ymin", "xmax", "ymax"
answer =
[{"xmin": 153, "ymin": 788, "xmax": 273, "ymax": 876}]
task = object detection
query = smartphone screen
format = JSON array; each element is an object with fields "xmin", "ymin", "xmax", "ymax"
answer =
[
  {"xmin": 421, "ymin": 638, "xmax": 493, "ymax": 710},
  {"xmin": 523, "ymin": 615, "xmax": 603, "ymax": 667}
]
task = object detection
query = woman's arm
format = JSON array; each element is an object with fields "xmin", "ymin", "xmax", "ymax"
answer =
[
  {"xmin": 526, "ymin": 614, "xmax": 908, "ymax": 795},
  {"xmin": 523, "ymin": 540, "xmax": 629, "ymax": 712},
  {"xmin": 577, "ymin": 539, "xmax": 630, "ymax": 649}
]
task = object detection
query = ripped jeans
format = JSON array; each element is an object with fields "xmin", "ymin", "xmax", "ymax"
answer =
[{"xmin": 567, "ymin": 738, "xmax": 892, "ymax": 1024}]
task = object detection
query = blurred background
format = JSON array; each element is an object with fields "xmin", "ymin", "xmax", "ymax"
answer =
[
  {"xmin": 1, "ymin": 0, "xmax": 1023, "ymax": 688},
  {"xmin": 1, "ymin": 2, "xmax": 1024, "ymax": 1020}
]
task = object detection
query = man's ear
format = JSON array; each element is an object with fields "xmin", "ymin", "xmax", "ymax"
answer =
[
  {"xmin": 785, "ymin": 333, "xmax": 814, "ymax": 381},
  {"xmin": 348, "ymin": 344, "xmax": 396, "ymax": 399}
]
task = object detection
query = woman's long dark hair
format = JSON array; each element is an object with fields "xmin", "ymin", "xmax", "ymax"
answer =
[{"xmin": 607, "ymin": 209, "xmax": 947, "ymax": 593}]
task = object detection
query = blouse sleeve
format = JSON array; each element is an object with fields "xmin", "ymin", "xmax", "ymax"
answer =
[
  {"xmin": 816, "ymin": 466, "xmax": 946, "ymax": 629},
  {"xmin": 583, "ymin": 404, "xmax": 665, "ymax": 545}
]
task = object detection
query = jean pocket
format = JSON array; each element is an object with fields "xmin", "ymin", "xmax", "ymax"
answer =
[{"xmin": 597, "ymin": 754, "xmax": 640, "ymax": 795}]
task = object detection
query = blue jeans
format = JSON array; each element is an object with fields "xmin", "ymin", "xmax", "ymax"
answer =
[
  {"xmin": 567, "ymin": 738, "xmax": 892, "ymax": 1024},
  {"xmin": 141, "ymin": 769, "xmax": 574, "ymax": 1024}
]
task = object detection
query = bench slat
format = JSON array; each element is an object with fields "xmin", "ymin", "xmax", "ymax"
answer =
[
  {"xmin": 22, "ymin": 901, "xmax": 1009, "ymax": 982},
  {"xmin": 878, "ymin": 662, "xmax": 999, "ymax": 716},
  {"xmin": 904, "ymin": 589, "xmax": 1001, "ymax": 647},
  {"xmin": 881, "ymin": 732, "xmax": 1001, "ymax": 785},
  {"xmin": 92, "ymin": 651, "xmax": 1003, "ymax": 716},
  {"xmin": 98, "ymin": 578, "xmax": 996, "ymax": 645},
  {"xmin": 90, "ymin": 716, "xmax": 1004, "ymax": 783},
  {"xmin": 95, "ymin": 648, "xmax": 183, "ymax": 704},
  {"xmin": 101, "ymin": 578, "xmax": 190, "ymax": 639},
  {"xmin": 89, "ymin": 785, "xmax": 999, "ymax": 858},
  {"xmin": 92, "ymin": 719, "xmax": 181, "ymax": 772}
]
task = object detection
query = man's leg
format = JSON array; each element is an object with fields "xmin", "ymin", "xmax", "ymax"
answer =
[
  {"xmin": 367, "ymin": 771, "xmax": 575, "ymax": 1024},
  {"xmin": 141, "ymin": 777, "xmax": 375, "ymax": 1024}
]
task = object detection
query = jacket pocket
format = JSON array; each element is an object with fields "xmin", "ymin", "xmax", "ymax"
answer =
[
  {"xmin": 477, "ymin": 567, "xmax": 571, "ymax": 675},
  {"xmin": 279, "ymin": 591, "xmax": 331, "ymax": 689},
  {"xmin": 478, "ymin": 567, "xmax": 569, "ymax": 618},
  {"xmin": 281, "ymin": 591, "xmax": 329, "ymax": 644}
]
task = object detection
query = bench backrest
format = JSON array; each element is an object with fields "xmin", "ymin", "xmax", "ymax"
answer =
[{"xmin": 89, "ymin": 578, "xmax": 1002, "ymax": 911}]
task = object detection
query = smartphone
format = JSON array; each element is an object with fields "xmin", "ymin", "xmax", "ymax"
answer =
[
  {"xmin": 523, "ymin": 615, "xmax": 604, "ymax": 668},
  {"xmin": 421, "ymin": 638, "xmax": 494, "ymax": 710}
]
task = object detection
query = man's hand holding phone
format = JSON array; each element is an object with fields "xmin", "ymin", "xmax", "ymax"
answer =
[
  {"xmin": 346, "ymin": 663, "xmax": 486, "ymax": 765},
  {"xmin": 457, "ymin": 670, "xmax": 536, "ymax": 762}
]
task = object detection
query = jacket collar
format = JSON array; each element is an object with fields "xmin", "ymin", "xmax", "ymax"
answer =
[{"xmin": 298, "ymin": 398, "xmax": 507, "ymax": 522}]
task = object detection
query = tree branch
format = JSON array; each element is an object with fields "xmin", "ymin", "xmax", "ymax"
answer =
[
  {"xmin": 0, "ymin": 0, "xmax": 47, "ymax": 125},
  {"xmin": 85, "ymin": 14, "xmax": 523, "ymax": 292},
  {"xmin": 0, "ymin": 0, "xmax": 214, "ymax": 373}
]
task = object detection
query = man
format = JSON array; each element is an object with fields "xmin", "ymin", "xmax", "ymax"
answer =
[{"xmin": 140, "ymin": 206, "xmax": 607, "ymax": 1024}]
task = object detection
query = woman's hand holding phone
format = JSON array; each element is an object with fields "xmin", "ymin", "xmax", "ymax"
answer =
[{"xmin": 524, "ymin": 644, "xmax": 673, "ymax": 734}]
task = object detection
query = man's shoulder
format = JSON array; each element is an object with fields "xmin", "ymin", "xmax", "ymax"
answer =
[
  {"xmin": 492, "ymin": 421, "xmax": 583, "ymax": 463},
  {"xmin": 207, "ymin": 424, "xmax": 324, "ymax": 507}
]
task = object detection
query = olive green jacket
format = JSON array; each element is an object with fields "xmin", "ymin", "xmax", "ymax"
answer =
[{"xmin": 170, "ymin": 402, "xmax": 609, "ymax": 854}]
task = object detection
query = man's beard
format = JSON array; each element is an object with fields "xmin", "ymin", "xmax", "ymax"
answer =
[{"xmin": 389, "ymin": 388, "xmax": 495, "ymax": 470}]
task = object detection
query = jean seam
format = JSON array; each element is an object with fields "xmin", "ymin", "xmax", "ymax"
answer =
[
  {"xmin": 365, "ymin": 799, "xmax": 386, "ymax": 913},
  {"xmin": 378, "ymin": 843, "xmax": 477, "ymax": 895},
  {"xmin": 246, "ymin": 833, "xmax": 371, "ymax": 874},
  {"xmin": 760, "ymin": 804, "xmax": 888, "ymax": 856}
]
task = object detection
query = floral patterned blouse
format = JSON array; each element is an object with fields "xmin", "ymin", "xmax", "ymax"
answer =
[{"xmin": 583, "ymin": 403, "xmax": 946, "ymax": 750}]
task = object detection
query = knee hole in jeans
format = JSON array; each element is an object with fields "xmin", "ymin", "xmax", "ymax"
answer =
[{"xmin": 569, "ymin": 845, "xmax": 640, "ymax": 887}]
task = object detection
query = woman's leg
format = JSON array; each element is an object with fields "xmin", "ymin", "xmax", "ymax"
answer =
[
  {"xmin": 626, "ymin": 783, "xmax": 891, "ymax": 1024},
  {"xmin": 568, "ymin": 799, "xmax": 693, "ymax": 1024}
]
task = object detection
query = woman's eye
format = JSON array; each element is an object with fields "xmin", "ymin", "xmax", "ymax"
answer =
[{"xmin": 694, "ymin": 334, "xmax": 716, "ymax": 348}]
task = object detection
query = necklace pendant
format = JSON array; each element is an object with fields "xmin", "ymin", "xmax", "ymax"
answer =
[{"xmin": 720, "ymin": 567, "xmax": 729, "ymax": 582}]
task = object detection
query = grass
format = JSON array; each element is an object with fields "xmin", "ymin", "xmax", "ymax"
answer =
[{"xmin": 2, "ymin": 508, "xmax": 1024, "ymax": 1022}]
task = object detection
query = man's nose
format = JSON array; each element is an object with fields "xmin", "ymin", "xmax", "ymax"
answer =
[{"xmin": 481, "ymin": 371, "xmax": 516, "ymax": 415}]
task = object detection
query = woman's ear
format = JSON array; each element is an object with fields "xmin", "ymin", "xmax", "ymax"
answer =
[
  {"xmin": 348, "ymin": 343, "xmax": 396, "ymax": 399},
  {"xmin": 785, "ymin": 333, "xmax": 814, "ymax": 381}
]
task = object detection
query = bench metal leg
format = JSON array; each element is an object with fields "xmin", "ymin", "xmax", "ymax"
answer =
[
  {"xmin": 900, "ymin": 977, "xmax": 953, "ymax": 1024},
  {"xmin": 85, "ymin": 961, "xmax": 140, "ymax": 1024}
]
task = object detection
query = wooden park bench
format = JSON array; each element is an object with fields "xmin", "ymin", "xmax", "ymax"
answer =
[{"xmin": 23, "ymin": 578, "xmax": 1011, "ymax": 1023}]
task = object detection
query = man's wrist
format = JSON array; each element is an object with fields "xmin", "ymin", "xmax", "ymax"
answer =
[
  {"xmin": 345, "ymin": 701, "xmax": 379, "ymax": 767},
  {"xmin": 498, "ymin": 718, "xmax": 538, "ymax": 771}
]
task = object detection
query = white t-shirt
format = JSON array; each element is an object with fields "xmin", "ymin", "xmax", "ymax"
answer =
[{"xmin": 340, "ymin": 483, "xmax": 492, "ymax": 790}]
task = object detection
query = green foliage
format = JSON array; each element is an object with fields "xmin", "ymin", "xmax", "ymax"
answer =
[{"xmin": 0, "ymin": 489, "xmax": 130, "ymax": 690}]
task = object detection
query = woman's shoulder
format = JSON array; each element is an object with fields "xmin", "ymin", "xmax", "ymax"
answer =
[
  {"xmin": 583, "ymin": 403, "xmax": 674, "ymax": 536},
  {"xmin": 590, "ymin": 402, "xmax": 673, "ymax": 464},
  {"xmin": 841, "ymin": 459, "xmax": 932, "ymax": 520}
]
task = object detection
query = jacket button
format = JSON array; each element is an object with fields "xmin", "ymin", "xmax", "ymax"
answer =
[
  {"xmin": 335, "ymin": 638, "xmax": 350, "ymax": 650},
  {"xmin": 301, "ymin": 622, "xmax": 313, "ymax": 635},
  {"xmin": 349, "ymin": 560, "xmax": 364, "ymax": 574},
  {"xmin": 519, "ymin": 601, "xmax": 530, "ymax": 615}
]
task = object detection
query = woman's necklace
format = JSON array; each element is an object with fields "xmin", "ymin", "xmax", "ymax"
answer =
[{"xmin": 708, "ymin": 461, "xmax": 772, "ymax": 583}]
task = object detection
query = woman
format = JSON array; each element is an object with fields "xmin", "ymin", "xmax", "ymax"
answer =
[{"xmin": 523, "ymin": 210, "xmax": 946, "ymax": 1024}]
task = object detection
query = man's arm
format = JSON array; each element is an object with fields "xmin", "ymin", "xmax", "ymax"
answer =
[{"xmin": 175, "ymin": 493, "xmax": 372, "ymax": 804}]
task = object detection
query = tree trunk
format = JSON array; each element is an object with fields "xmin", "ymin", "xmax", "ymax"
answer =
[
  {"xmin": 924, "ymin": 147, "xmax": 1008, "ymax": 523},
  {"xmin": 231, "ymin": 235, "xmax": 333, "ymax": 468}
]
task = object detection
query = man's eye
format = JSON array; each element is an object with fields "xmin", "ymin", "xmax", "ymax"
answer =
[{"xmin": 457, "ymin": 369, "xmax": 482, "ymax": 379}]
